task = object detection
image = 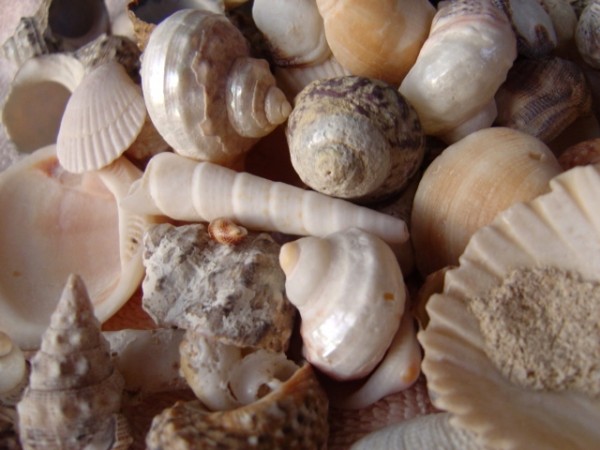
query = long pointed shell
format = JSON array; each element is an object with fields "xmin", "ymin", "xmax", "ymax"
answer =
[
  {"xmin": 411, "ymin": 127, "xmax": 563, "ymax": 276},
  {"xmin": 146, "ymin": 363, "xmax": 328, "ymax": 449},
  {"xmin": 279, "ymin": 227, "xmax": 406, "ymax": 380},
  {"xmin": 399, "ymin": 0, "xmax": 517, "ymax": 143},
  {"xmin": 120, "ymin": 152, "xmax": 409, "ymax": 244},
  {"xmin": 57, "ymin": 61, "xmax": 147, "ymax": 173},
  {"xmin": 17, "ymin": 274, "xmax": 127, "ymax": 450},
  {"xmin": 316, "ymin": 0, "xmax": 435, "ymax": 85}
]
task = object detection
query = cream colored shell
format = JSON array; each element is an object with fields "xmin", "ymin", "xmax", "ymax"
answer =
[
  {"xmin": 576, "ymin": 0, "xmax": 600, "ymax": 69},
  {"xmin": 418, "ymin": 165, "xmax": 600, "ymax": 449},
  {"xmin": 279, "ymin": 227, "xmax": 406, "ymax": 380}
]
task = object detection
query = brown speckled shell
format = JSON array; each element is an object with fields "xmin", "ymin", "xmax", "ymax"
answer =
[
  {"xmin": 286, "ymin": 76, "xmax": 425, "ymax": 204},
  {"xmin": 145, "ymin": 363, "xmax": 329, "ymax": 450},
  {"xmin": 207, "ymin": 217, "xmax": 249, "ymax": 245}
]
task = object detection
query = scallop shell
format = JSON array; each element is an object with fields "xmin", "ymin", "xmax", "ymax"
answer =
[
  {"xmin": 279, "ymin": 227, "xmax": 406, "ymax": 380},
  {"xmin": 0, "ymin": 145, "xmax": 153, "ymax": 350},
  {"xmin": 399, "ymin": 0, "xmax": 517, "ymax": 143},
  {"xmin": 576, "ymin": 0, "xmax": 600, "ymax": 69},
  {"xmin": 418, "ymin": 165, "xmax": 600, "ymax": 449},
  {"xmin": 315, "ymin": 0, "xmax": 435, "ymax": 85},
  {"xmin": 286, "ymin": 76, "xmax": 425, "ymax": 203},
  {"xmin": 146, "ymin": 363, "xmax": 329, "ymax": 449},
  {"xmin": 56, "ymin": 61, "xmax": 147, "ymax": 173},
  {"xmin": 120, "ymin": 152, "xmax": 409, "ymax": 245},
  {"xmin": 1, "ymin": 53, "xmax": 85, "ymax": 154},
  {"xmin": 411, "ymin": 127, "xmax": 563, "ymax": 277},
  {"xmin": 495, "ymin": 57, "xmax": 593, "ymax": 143},
  {"xmin": 140, "ymin": 8, "xmax": 290, "ymax": 165},
  {"xmin": 17, "ymin": 274, "xmax": 130, "ymax": 450}
]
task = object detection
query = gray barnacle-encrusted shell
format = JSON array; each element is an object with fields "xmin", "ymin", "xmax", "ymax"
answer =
[
  {"xmin": 142, "ymin": 223, "xmax": 295, "ymax": 352},
  {"xmin": 286, "ymin": 76, "xmax": 425, "ymax": 204}
]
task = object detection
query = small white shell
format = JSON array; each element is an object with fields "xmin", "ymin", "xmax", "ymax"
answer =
[
  {"xmin": 120, "ymin": 152, "xmax": 409, "ymax": 245},
  {"xmin": 279, "ymin": 227, "xmax": 406, "ymax": 380},
  {"xmin": 56, "ymin": 61, "xmax": 146, "ymax": 173},
  {"xmin": 0, "ymin": 331, "xmax": 27, "ymax": 401}
]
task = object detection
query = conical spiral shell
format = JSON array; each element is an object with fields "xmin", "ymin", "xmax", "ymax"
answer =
[{"xmin": 17, "ymin": 274, "xmax": 127, "ymax": 450}]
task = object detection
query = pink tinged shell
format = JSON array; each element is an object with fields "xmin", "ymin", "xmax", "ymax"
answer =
[{"xmin": 56, "ymin": 61, "xmax": 147, "ymax": 173}]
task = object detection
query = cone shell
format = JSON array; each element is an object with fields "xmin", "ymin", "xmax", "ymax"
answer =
[
  {"xmin": 411, "ymin": 127, "xmax": 563, "ymax": 276},
  {"xmin": 418, "ymin": 165, "xmax": 600, "ymax": 449},
  {"xmin": 146, "ymin": 363, "xmax": 329, "ymax": 449},
  {"xmin": 17, "ymin": 274, "xmax": 127, "ymax": 450},
  {"xmin": 315, "ymin": 0, "xmax": 435, "ymax": 85},
  {"xmin": 279, "ymin": 227, "xmax": 406, "ymax": 380},
  {"xmin": 57, "ymin": 61, "xmax": 147, "ymax": 173}
]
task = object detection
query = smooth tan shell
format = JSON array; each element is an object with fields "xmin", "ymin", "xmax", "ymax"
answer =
[
  {"xmin": 316, "ymin": 0, "xmax": 435, "ymax": 85},
  {"xmin": 411, "ymin": 127, "xmax": 563, "ymax": 276}
]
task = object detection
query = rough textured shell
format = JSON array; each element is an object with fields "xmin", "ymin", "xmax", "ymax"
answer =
[
  {"xmin": 495, "ymin": 57, "xmax": 593, "ymax": 143},
  {"xmin": 146, "ymin": 363, "xmax": 329, "ymax": 449},
  {"xmin": 57, "ymin": 61, "xmax": 147, "ymax": 173},
  {"xmin": 0, "ymin": 16, "xmax": 54, "ymax": 68},
  {"xmin": 411, "ymin": 127, "xmax": 563, "ymax": 276},
  {"xmin": 316, "ymin": 0, "xmax": 435, "ymax": 85},
  {"xmin": 399, "ymin": 0, "xmax": 517, "ymax": 142},
  {"xmin": 576, "ymin": 0, "xmax": 600, "ymax": 69},
  {"xmin": 16, "ymin": 274, "xmax": 128, "ymax": 450},
  {"xmin": 279, "ymin": 227, "xmax": 405, "ymax": 380},
  {"xmin": 558, "ymin": 137, "xmax": 600, "ymax": 169},
  {"xmin": 0, "ymin": 145, "xmax": 152, "ymax": 350},
  {"xmin": 418, "ymin": 165, "xmax": 600, "ymax": 449},
  {"xmin": 120, "ymin": 152, "xmax": 409, "ymax": 245},
  {"xmin": 286, "ymin": 76, "xmax": 425, "ymax": 203}
]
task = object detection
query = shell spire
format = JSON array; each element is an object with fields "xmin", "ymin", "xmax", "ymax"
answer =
[{"xmin": 17, "ymin": 274, "xmax": 129, "ymax": 450}]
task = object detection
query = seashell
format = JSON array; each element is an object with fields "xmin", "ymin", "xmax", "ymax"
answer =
[
  {"xmin": 146, "ymin": 363, "xmax": 329, "ymax": 449},
  {"xmin": 539, "ymin": 0, "xmax": 579, "ymax": 52},
  {"xmin": 350, "ymin": 412, "xmax": 484, "ymax": 450},
  {"xmin": 558, "ymin": 137, "xmax": 600, "ymax": 169},
  {"xmin": 0, "ymin": 16, "xmax": 56, "ymax": 69},
  {"xmin": 330, "ymin": 310, "xmax": 422, "ymax": 410},
  {"xmin": 127, "ymin": 0, "xmax": 225, "ymax": 51},
  {"xmin": 576, "ymin": 0, "xmax": 600, "ymax": 69},
  {"xmin": 0, "ymin": 331, "xmax": 28, "ymax": 405},
  {"xmin": 418, "ymin": 164, "xmax": 600, "ymax": 449},
  {"xmin": 399, "ymin": 0, "xmax": 517, "ymax": 143},
  {"xmin": 286, "ymin": 76, "xmax": 426, "ymax": 203},
  {"xmin": 279, "ymin": 227, "xmax": 406, "ymax": 380},
  {"xmin": 411, "ymin": 127, "xmax": 563, "ymax": 277},
  {"xmin": 17, "ymin": 274, "xmax": 131, "ymax": 450},
  {"xmin": 315, "ymin": 0, "xmax": 435, "ymax": 85},
  {"xmin": 413, "ymin": 266, "xmax": 454, "ymax": 330},
  {"xmin": 207, "ymin": 217, "xmax": 248, "ymax": 245},
  {"xmin": 1, "ymin": 53, "xmax": 85, "ymax": 153},
  {"xmin": 56, "ymin": 61, "xmax": 147, "ymax": 173},
  {"xmin": 140, "ymin": 9, "xmax": 291, "ymax": 166},
  {"xmin": 179, "ymin": 330, "xmax": 299, "ymax": 410},
  {"xmin": 142, "ymin": 223, "xmax": 295, "ymax": 352},
  {"xmin": 120, "ymin": 152, "xmax": 409, "ymax": 245},
  {"xmin": 495, "ymin": 57, "xmax": 593, "ymax": 143},
  {"xmin": 252, "ymin": 0, "xmax": 330, "ymax": 67},
  {"xmin": 0, "ymin": 145, "xmax": 153, "ymax": 350},
  {"xmin": 122, "ymin": 116, "xmax": 171, "ymax": 165},
  {"xmin": 494, "ymin": 0, "xmax": 558, "ymax": 58},
  {"xmin": 104, "ymin": 328, "xmax": 188, "ymax": 395}
]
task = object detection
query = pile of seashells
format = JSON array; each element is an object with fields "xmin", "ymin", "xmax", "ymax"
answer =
[{"xmin": 0, "ymin": 0, "xmax": 599, "ymax": 448}]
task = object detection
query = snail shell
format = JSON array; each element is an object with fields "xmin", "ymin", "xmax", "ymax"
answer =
[
  {"xmin": 399, "ymin": 0, "xmax": 517, "ymax": 143},
  {"xmin": 576, "ymin": 0, "xmax": 600, "ymax": 69},
  {"xmin": 411, "ymin": 127, "xmax": 563, "ymax": 277},
  {"xmin": 16, "ymin": 274, "xmax": 130, "ymax": 450},
  {"xmin": 286, "ymin": 76, "xmax": 426, "ymax": 203},
  {"xmin": 315, "ymin": 0, "xmax": 435, "ymax": 85},
  {"xmin": 279, "ymin": 227, "xmax": 406, "ymax": 380},
  {"xmin": 120, "ymin": 152, "xmax": 409, "ymax": 245},
  {"xmin": 495, "ymin": 57, "xmax": 593, "ymax": 143},
  {"xmin": 140, "ymin": 8, "xmax": 291, "ymax": 166}
]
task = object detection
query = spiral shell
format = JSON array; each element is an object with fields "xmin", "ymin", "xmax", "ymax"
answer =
[
  {"xmin": 315, "ymin": 0, "xmax": 435, "ymax": 85},
  {"xmin": 120, "ymin": 152, "xmax": 409, "ymax": 245},
  {"xmin": 399, "ymin": 0, "xmax": 517, "ymax": 143},
  {"xmin": 279, "ymin": 227, "xmax": 406, "ymax": 380},
  {"xmin": 286, "ymin": 76, "xmax": 425, "ymax": 203},
  {"xmin": 576, "ymin": 0, "xmax": 600, "ymax": 69},
  {"xmin": 140, "ymin": 9, "xmax": 291, "ymax": 166},
  {"xmin": 16, "ymin": 274, "xmax": 130, "ymax": 450}
]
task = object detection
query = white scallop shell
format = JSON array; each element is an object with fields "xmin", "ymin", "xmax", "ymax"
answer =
[
  {"xmin": 418, "ymin": 165, "xmax": 600, "ymax": 449},
  {"xmin": 56, "ymin": 61, "xmax": 147, "ymax": 173},
  {"xmin": 0, "ymin": 145, "xmax": 153, "ymax": 350}
]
